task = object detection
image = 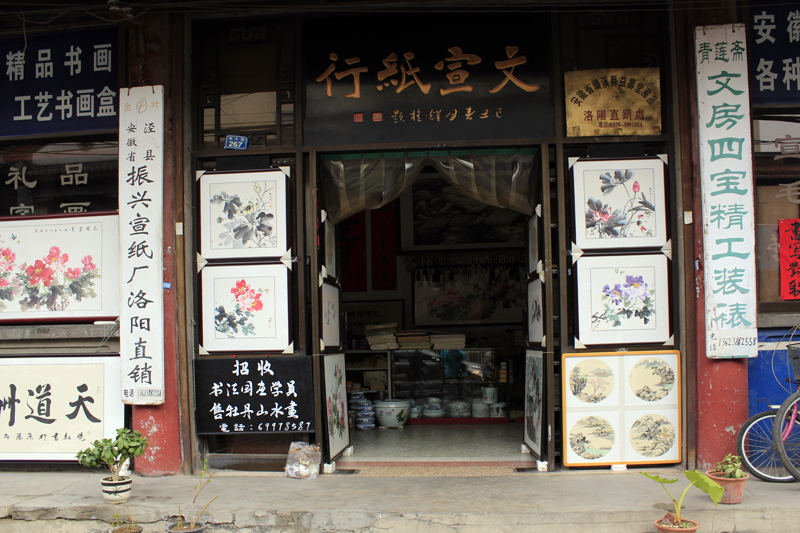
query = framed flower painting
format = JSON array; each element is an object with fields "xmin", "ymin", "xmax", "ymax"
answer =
[
  {"xmin": 323, "ymin": 353, "xmax": 350, "ymax": 460},
  {"xmin": 575, "ymin": 253, "xmax": 671, "ymax": 347},
  {"xmin": 572, "ymin": 158, "xmax": 667, "ymax": 251},
  {"xmin": 0, "ymin": 213, "xmax": 119, "ymax": 322},
  {"xmin": 199, "ymin": 169, "xmax": 288, "ymax": 260},
  {"xmin": 200, "ymin": 264, "xmax": 291, "ymax": 352},
  {"xmin": 321, "ymin": 280, "xmax": 341, "ymax": 350}
]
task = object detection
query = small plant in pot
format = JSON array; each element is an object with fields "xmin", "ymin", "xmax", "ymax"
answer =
[
  {"xmin": 706, "ymin": 453, "xmax": 750, "ymax": 504},
  {"xmin": 641, "ymin": 470, "xmax": 723, "ymax": 532},
  {"xmin": 167, "ymin": 459, "xmax": 219, "ymax": 532},
  {"xmin": 110, "ymin": 506, "xmax": 142, "ymax": 533},
  {"xmin": 76, "ymin": 428, "xmax": 149, "ymax": 504}
]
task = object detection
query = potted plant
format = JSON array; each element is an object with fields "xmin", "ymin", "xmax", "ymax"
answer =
[
  {"xmin": 167, "ymin": 460, "xmax": 219, "ymax": 532},
  {"xmin": 641, "ymin": 470, "xmax": 723, "ymax": 532},
  {"xmin": 76, "ymin": 428, "xmax": 149, "ymax": 504},
  {"xmin": 110, "ymin": 506, "xmax": 142, "ymax": 533},
  {"xmin": 706, "ymin": 453, "xmax": 750, "ymax": 504}
]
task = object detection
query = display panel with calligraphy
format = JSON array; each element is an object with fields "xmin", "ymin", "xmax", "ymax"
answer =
[
  {"xmin": 304, "ymin": 14, "xmax": 554, "ymax": 145},
  {"xmin": 695, "ymin": 24, "xmax": 758, "ymax": 358},
  {"xmin": 118, "ymin": 86, "xmax": 165, "ymax": 404},
  {"xmin": 748, "ymin": 0, "xmax": 800, "ymax": 107},
  {"xmin": 195, "ymin": 356, "xmax": 315, "ymax": 435}
]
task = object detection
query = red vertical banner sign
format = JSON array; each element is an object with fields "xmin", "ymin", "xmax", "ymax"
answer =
[
  {"xmin": 779, "ymin": 219, "xmax": 800, "ymax": 300},
  {"xmin": 341, "ymin": 211, "xmax": 367, "ymax": 292},
  {"xmin": 371, "ymin": 201, "xmax": 398, "ymax": 291}
]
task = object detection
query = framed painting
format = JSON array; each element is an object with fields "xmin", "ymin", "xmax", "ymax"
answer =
[
  {"xmin": 323, "ymin": 353, "xmax": 350, "ymax": 460},
  {"xmin": 400, "ymin": 175, "xmax": 526, "ymax": 251},
  {"xmin": 575, "ymin": 253, "xmax": 671, "ymax": 347},
  {"xmin": 321, "ymin": 280, "xmax": 341, "ymax": 350},
  {"xmin": 527, "ymin": 214, "xmax": 540, "ymax": 277},
  {"xmin": 524, "ymin": 350, "xmax": 544, "ymax": 458},
  {"xmin": 562, "ymin": 350, "xmax": 681, "ymax": 467},
  {"xmin": 0, "ymin": 354, "xmax": 124, "ymax": 460},
  {"xmin": 200, "ymin": 263, "xmax": 291, "ymax": 352},
  {"xmin": 527, "ymin": 278, "xmax": 543, "ymax": 344},
  {"xmin": 343, "ymin": 300, "xmax": 403, "ymax": 338},
  {"xmin": 572, "ymin": 158, "xmax": 667, "ymax": 251},
  {"xmin": 413, "ymin": 265, "xmax": 525, "ymax": 326},
  {"xmin": 323, "ymin": 217, "xmax": 337, "ymax": 280},
  {"xmin": 199, "ymin": 169, "xmax": 288, "ymax": 260},
  {"xmin": 0, "ymin": 212, "xmax": 119, "ymax": 323}
]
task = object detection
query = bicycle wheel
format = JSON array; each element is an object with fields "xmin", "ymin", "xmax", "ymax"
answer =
[
  {"xmin": 772, "ymin": 389, "xmax": 800, "ymax": 482},
  {"xmin": 737, "ymin": 410, "xmax": 796, "ymax": 482}
]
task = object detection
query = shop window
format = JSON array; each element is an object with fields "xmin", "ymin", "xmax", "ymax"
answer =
[
  {"xmin": 0, "ymin": 142, "xmax": 118, "ymax": 217},
  {"xmin": 195, "ymin": 19, "xmax": 295, "ymax": 150}
]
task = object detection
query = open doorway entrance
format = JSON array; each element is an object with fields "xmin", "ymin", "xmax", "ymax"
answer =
[{"xmin": 317, "ymin": 149, "xmax": 546, "ymax": 472}]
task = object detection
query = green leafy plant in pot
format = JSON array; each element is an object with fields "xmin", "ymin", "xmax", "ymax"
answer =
[
  {"xmin": 706, "ymin": 453, "xmax": 750, "ymax": 504},
  {"xmin": 641, "ymin": 470, "xmax": 723, "ymax": 532},
  {"xmin": 167, "ymin": 459, "xmax": 219, "ymax": 532},
  {"xmin": 76, "ymin": 428, "xmax": 149, "ymax": 504}
]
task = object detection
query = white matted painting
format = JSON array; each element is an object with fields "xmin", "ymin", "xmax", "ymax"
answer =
[
  {"xmin": 0, "ymin": 213, "xmax": 119, "ymax": 322},
  {"xmin": 572, "ymin": 158, "xmax": 667, "ymax": 251},
  {"xmin": 576, "ymin": 253, "xmax": 671, "ymax": 346},
  {"xmin": 562, "ymin": 350, "xmax": 681, "ymax": 467},
  {"xmin": 321, "ymin": 281, "xmax": 341, "ymax": 350},
  {"xmin": 323, "ymin": 353, "xmax": 350, "ymax": 460},
  {"xmin": 201, "ymin": 264, "xmax": 290, "ymax": 352},
  {"xmin": 524, "ymin": 350, "xmax": 543, "ymax": 457},
  {"xmin": 0, "ymin": 354, "xmax": 124, "ymax": 460},
  {"xmin": 199, "ymin": 170, "xmax": 288, "ymax": 260},
  {"xmin": 527, "ymin": 278, "xmax": 543, "ymax": 344}
]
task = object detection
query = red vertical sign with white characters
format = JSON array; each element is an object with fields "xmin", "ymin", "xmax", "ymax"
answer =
[
  {"xmin": 779, "ymin": 219, "xmax": 800, "ymax": 300},
  {"xmin": 118, "ymin": 86, "xmax": 165, "ymax": 404}
]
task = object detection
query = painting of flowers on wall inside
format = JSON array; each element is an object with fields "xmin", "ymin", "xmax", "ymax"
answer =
[
  {"xmin": 0, "ymin": 213, "xmax": 119, "ymax": 322},
  {"xmin": 576, "ymin": 253, "xmax": 671, "ymax": 346},
  {"xmin": 200, "ymin": 264, "xmax": 290, "ymax": 352},
  {"xmin": 323, "ymin": 353, "xmax": 349, "ymax": 459},
  {"xmin": 199, "ymin": 169, "xmax": 288, "ymax": 260},
  {"xmin": 572, "ymin": 158, "xmax": 667, "ymax": 251},
  {"xmin": 413, "ymin": 263, "xmax": 525, "ymax": 326}
]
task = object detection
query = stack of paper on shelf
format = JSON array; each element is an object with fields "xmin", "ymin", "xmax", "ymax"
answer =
[
  {"xmin": 430, "ymin": 333, "xmax": 466, "ymax": 349},
  {"xmin": 395, "ymin": 330, "xmax": 431, "ymax": 349},
  {"xmin": 365, "ymin": 323, "xmax": 398, "ymax": 350}
]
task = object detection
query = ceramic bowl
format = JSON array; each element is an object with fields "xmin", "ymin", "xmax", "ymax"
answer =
[
  {"xmin": 373, "ymin": 399, "xmax": 411, "ymax": 427},
  {"xmin": 355, "ymin": 415, "xmax": 375, "ymax": 424},
  {"xmin": 356, "ymin": 422, "xmax": 375, "ymax": 430}
]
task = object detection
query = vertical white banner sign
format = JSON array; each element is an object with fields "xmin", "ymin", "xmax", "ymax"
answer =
[
  {"xmin": 118, "ymin": 86, "xmax": 165, "ymax": 402},
  {"xmin": 695, "ymin": 25, "xmax": 758, "ymax": 358}
]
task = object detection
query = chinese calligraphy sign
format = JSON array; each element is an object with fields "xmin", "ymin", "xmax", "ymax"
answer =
[
  {"xmin": 564, "ymin": 68, "xmax": 662, "ymax": 137},
  {"xmin": 748, "ymin": 0, "xmax": 800, "ymax": 106},
  {"xmin": 779, "ymin": 219, "xmax": 800, "ymax": 300},
  {"xmin": 304, "ymin": 14, "xmax": 554, "ymax": 145},
  {"xmin": 0, "ymin": 355, "xmax": 123, "ymax": 460},
  {"xmin": 195, "ymin": 356, "xmax": 314, "ymax": 435},
  {"xmin": 696, "ymin": 25, "xmax": 758, "ymax": 358},
  {"xmin": 118, "ymin": 86, "xmax": 165, "ymax": 403},
  {"xmin": 0, "ymin": 213, "xmax": 119, "ymax": 322}
]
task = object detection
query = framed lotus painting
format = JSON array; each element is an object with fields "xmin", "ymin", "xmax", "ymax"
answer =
[
  {"xmin": 0, "ymin": 213, "xmax": 119, "ymax": 323},
  {"xmin": 575, "ymin": 253, "xmax": 671, "ymax": 347},
  {"xmin": 199, "ymin": 169, "xmax": 288, "ymax": 260},
  {"xmin": 561, "ymin": 350, "xmax": 681, "ymax": 467},
  {"xmin": 572, "ymin": 158, "xmax": 667, "ymax": 251},
  {"xmin": 323, "ymin": 353, "xmax": 350, "ymax": 460},
  {"xmin": 200, "ymin": 264, "xmax": 291, "ymax": 352},
  {"xmin": 321, "ymin": 280, "xmax": 341, "ymax": 350}
]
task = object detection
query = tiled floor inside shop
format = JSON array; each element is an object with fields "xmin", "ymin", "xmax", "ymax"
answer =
[{"xmin": 336, "ymin": 422, "xmax": 540, "ymax": 476}]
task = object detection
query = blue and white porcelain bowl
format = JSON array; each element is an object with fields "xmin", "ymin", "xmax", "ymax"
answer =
[
  {"xmin": 355, "ymin": 415, "xmax": 375, "ymax": 424},
  {"xmin": 356, "ymin": 422, "xmax": 375, "ymax": 430}
]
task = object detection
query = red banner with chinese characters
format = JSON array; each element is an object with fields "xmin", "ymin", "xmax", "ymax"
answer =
[{"xmin": 779, "ymin": 219, "xmax": 800, "ymax": 300}]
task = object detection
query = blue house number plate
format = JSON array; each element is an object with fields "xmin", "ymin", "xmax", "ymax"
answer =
[{"xmin": 224, "ymin": 135, "xmax": 249, "ymax": 150}]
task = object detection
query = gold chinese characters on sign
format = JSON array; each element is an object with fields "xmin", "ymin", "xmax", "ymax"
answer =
[{"xmin": 564, "ymin": 68, "xmax": 661, "ymax": 137}]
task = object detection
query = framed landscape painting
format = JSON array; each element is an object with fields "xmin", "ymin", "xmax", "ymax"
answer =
[
  {"xmin": 199, "ymin": 169, "xmax": 288, "ymax": 260},
  {"xmin": 575, "ymin": 253, "xmax": 671, "ymax": 347},
  {"xmin": 572, "ymin": 158, "xmax": 667, "ymax": 251},
  {"xmin": 0, "ymin": 212, "xmax": 119, "ymax": 322},
  {"xmin": 524, "ymin": 350, "xmax": 544, "ymax": 458},
  {"xmin": 200, "ymin": 264, "xmax": 291, "ymax": 352}
]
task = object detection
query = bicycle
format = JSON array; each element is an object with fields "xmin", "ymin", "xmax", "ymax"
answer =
[
  {"xmin": 770, "ymin": 341, "xmax": 800, "ymax": 481},
  {"xmin": 737, "ymin": 329, "xmax": 800, "ymax": 482}
]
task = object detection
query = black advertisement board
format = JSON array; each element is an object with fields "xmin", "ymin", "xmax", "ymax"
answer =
[{"xmin": 195, "ymin": 356, "xmax": 315, "ymax": 435}]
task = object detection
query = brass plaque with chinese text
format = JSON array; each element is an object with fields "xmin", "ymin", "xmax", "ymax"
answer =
[{"xmin": 564, "ymin": 68, "xmax": 661, "ymax": 137}]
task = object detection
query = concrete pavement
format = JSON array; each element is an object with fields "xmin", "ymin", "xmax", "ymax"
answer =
[{"xmin": 0, "ymin": 466, "xmax": 795, "ymax": 532}]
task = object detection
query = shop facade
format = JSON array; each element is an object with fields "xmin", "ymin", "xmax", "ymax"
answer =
[{"xmin": 0, "ymin": 0, "xmax": 793, "ymax": 476}]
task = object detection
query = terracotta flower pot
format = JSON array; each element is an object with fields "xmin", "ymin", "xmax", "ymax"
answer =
[
  {"xmin": 653, "ymin": 518, "xmax": 700, "ymax": 532},
  {"xmin": 706, "ymin": 470, "xmax": 749, "ymax": 504},
  {"xmin": 101, "ymin": 476, "xmax": 132, "ymax": 504}
]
